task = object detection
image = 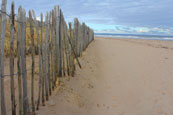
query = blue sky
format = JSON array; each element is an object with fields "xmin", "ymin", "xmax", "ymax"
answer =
[{"xmin": 2, "ymin": 0, "xmax": 173, "ymax": 35}]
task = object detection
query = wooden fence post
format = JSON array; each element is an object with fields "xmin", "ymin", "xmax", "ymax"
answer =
[
  {"xmin": 17, "ymin": 6, "xmax": 23, "ymax": 115},
  {"xmin": 29, "ymin": 10, "xmax": 35, "ymax": 114},
  {"xmin": 87, "ymin": 27, "xmax": 89, "ymax": 48},
  {"xmin": 20, "ymin": 7, "xmax": 29, "ymax": 115},
  {"xmin": 59, "ymin": 9, "xmax": 64, "ymax": 76},
  {"xmin": 10, "ymin": 2, "xmax": 16, "ymax": 115},
  {"xmin": 47, "ymin": 12, "xmax": 51, "ymax": 95},
  {"xmin": 68, "ymin": 23, "xmax": 75, "ymax": 76},
  {"xmin": 62, "ymin": 17, "xmax": 68, "ymax": 76},
  {"xmin": 48, "ymin": 12, "xmax": 53, "ymax": 95},
  {"xmin": 64, "ymin": 23, "xmax": 70, "ymax": 75},
  {"xmin": 44, "ymin": 12, "xmax": 49, "ymax": 101},
  {"xmin": 51, "ymin": 9, "xmax": 56, "ymax": 89},
  {"xmin": 40, "ymin": 13, "xmax": 45, "ymax": 106},
  {"xmin": 49, "ymin": 10, "xmax": 53, "ymax": 90},
  {"xmin": 62, "ymin": 11, "xmax": 66, "ymax": 77},
  {"xmin": 68, "ymin": 23, "xmax": 82, "ymax": 69},
  {"xmin": 78, "ymin": 24, "xmax": 82, "ymax": 56},
  {"xmin": 74, "ymin": 18, "xmax": 78, "ymax": 57},
  {"xmin": 0, "ymin": 0, "xmax": 7, "ymax": 114},
  {"xmin": 82, "ymin": 23, "xmax": 85, "ymax": 52},
  {"xmin": 32, "ymin": 10, "xmax": 42, "ymax": 110}
]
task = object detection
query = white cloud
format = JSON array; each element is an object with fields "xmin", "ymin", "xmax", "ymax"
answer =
[{"xmin": 4, "ymin": 0, "xmax": 173, "ymax": 35}]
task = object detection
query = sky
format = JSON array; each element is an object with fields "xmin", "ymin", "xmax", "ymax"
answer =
[{"xmin": 1, "ymin": 0, "xmax": 173, "ymax": 35}]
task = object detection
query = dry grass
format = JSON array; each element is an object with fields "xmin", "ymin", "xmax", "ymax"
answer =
[{"xmin": 0, "ymin": 18, "xmax": 47, "ymax": 57}]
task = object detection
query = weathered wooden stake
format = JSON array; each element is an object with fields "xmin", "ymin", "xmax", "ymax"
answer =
[
  {"xmin": 48, "ymin": 12, "xmax": 52, "ymax": 95},
  {"xmin": 51, "ymin": 9, "xmax": 56, "ymax": 89},
  {"xmin": 0, "ymin": 0, "xmax": 7, "ymax": 114},
  {"xmin": 62, "ymin": 18, "xmax": 67, "ymax": 76},
  {"xmin": 20, "ymin": 7, "xmax": 29, "ymax": 115},
  {"xmin": 59, "ymin": 9, "xmax": 64, "ymax": 76},
  {"xmin": 40, "ymin": 13, "xmax": 45, "ymax": 106},
  {"xmin": 17, "ymin": 6, "xmax": 23, "ymax": 115},
  {"xmin": 68, "ymin": 23, "xmax": 75, "ymax": 76},
  {"xmin": 29, "ymin": 10, "xmax": 35, "ymax": 114},
  {"xmin": 67, "ymin": 28, "xmax": 82, "ymax": 69},
  {"xmin": 32, "ymin": 10, "xmax": 42, "ymax": 110},
  {"xmin": 44, "ymin": 13, "xmax": 49, "ymax": 101},
  {"xmin": 10, "ymin": 2, "xmax": 16, "ymax": 115},
  {"xmin": 64, "ymin": 23, "xmax": 70, "ymax": 75}
]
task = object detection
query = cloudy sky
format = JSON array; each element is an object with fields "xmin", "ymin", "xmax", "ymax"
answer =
[{"xmin": 2, "ymin": 0, "xmax": 173, "ymax": 35}]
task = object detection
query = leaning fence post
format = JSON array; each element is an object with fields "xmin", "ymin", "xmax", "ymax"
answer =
[
  {"xmin": 64, "ymin": 23, "xmax": 70, "ymax": 75},
  {"xmin": 68, "ymin": 23, "xmax": 75, "ymax": 76},
  {"xmin": 67, "ymin": 23, "xmax": 82, "ymax": 69}
]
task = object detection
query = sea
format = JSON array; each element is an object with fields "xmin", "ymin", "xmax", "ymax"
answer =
[{"xmin": 95, "ymin": 33, "xmax": 173, "ymax": 41}]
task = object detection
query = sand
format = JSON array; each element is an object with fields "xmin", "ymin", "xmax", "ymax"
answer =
[
  {"xmin": 36, "ymin": 37, "xmax": 173, "ymax": 115},
  {"xmin": 3, "ymin": 37, "xmax": 173, "ymax": 115},
  {"xmin": 2, "ymin": 56, "xmax": 40, "ymax": 115}
]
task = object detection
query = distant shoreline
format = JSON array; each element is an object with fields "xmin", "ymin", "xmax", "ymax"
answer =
[
  {"xmin": 94, "ymin": 33, "xmax": 173, "ymax": 41},
  {"xmin": 94, "ymin": 33, "xmax": 173, "ymax": 38}
]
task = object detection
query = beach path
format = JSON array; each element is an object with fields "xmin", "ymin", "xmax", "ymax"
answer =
[{"xmin": 37, "ymin": 38, "xmax": 173, "ymax": 115}]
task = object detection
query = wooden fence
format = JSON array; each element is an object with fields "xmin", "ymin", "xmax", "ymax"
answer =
[{"xmin": 0, "ymin": 1, "xmax": 94, "ymax": 115}]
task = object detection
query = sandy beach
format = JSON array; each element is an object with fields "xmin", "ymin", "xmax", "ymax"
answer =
[
  {"xmin": 2, "ymin": 37, "xmax": 173, "ymax": 115},
  {"xmin": 35, "ymin": 37, "xmax": 173, "ymax": 115}
]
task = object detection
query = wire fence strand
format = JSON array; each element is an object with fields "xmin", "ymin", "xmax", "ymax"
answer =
[
  {"xmin": 0, "ymin": 10, "xmax": 53, "ymax": 27},
  {"xmin": 0, "ymin": 9, "xmax": 50, "ymax": 78}
]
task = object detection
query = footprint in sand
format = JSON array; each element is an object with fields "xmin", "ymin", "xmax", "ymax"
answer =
[
  {"xmin": 101, "ymin": 104, "xmax": 110, "ymax": 109},
  {"xmin": 66, "ymin": 99, "xmax": 70, "ymax": 103},
  {"xmin": 165, "ymin": 57, "xmax": 168, "ymax": 60},
  {"xmin": 87, "ymin": 83, "xmax": 94, "ymax": 89},
  {"xmin": 97, "ymin": 104, "xmax": 100, "ymax": 108},
  {"xmin": 154, "ymin": 98, "xmax": 159, "ymax": 104},
  {"xmin": 162, "ymin": 92, "xmax": 166, "ymax": 95}
]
